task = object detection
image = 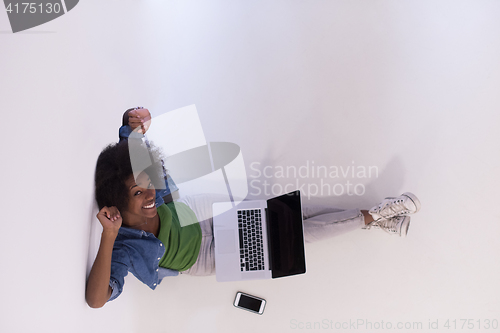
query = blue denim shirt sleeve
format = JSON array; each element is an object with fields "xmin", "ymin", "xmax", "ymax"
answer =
[
  {"xmin": 107, "ymin": 228, "xmax": 180, "ymax": 303},
  {"xmin": 118, "ymin": 125, "xmax": 134, "ymax": 142},
  {"xmin": 108, "ymin": 247, "xmax": 131, "ymax": 302},
  {"xmin": 154, "ymin": 175, "xmax": 179, "ymax": 207}
]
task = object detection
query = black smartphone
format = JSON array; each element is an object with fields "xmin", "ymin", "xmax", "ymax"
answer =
[{"xmin": 234, "ymin": 291, "xmax": 266, "ymax": 315}]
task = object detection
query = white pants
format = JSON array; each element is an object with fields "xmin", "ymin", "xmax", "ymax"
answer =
[{"xmin": 178, "ymin": 194, "xmax": 365, "ymax": 276}]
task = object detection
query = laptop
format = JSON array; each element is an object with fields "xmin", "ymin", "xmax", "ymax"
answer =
[{"xmin": 213, "ymin": 190, "xmax": 306, "ymax": 282}]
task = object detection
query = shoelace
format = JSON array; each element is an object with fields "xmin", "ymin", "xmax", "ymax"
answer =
[
  {"xmin": 373, "ymin": 199, "xmax": 410, "ymax": 219},
  {"xmin": 363, "ymin": 217, "xmax": 399, "ymax": 234}
]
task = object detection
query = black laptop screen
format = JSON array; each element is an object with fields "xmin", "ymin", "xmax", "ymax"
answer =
[{"xmin": 266, "ymin": 190, "xmax": 306, "ymax": 279}]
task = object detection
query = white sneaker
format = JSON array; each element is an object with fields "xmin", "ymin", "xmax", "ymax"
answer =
[
  {"xmin": 363, "ymin": 215, "xmax": 411, "ymax": 237},
  {"xmin": 369, "ymin": 192, "xmax": 421, "ymax": 221}
]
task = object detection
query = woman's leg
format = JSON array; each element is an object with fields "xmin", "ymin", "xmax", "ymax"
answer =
[
  {"xmin": 302, "ymin": 191, "xmax": 421, "ymax": 240},
  {"xmin": 361, "ymin": 210, "xmax": 374, "ymax": 225},
  {"xmin": 179, "ymin": 192, "xmax": 416, "ymax": 275},
  {"xmin": 180, "ymin": 216, "xmax": 216, "ymax": 276},
  {"xmin": 302, "ymin": 204, "xmax": 367, "ymax": 243}
]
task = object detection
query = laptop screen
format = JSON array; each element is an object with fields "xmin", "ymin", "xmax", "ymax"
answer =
[{"xmin": 266, "ymin": 190, "xmax": 306, "ymax": 279}]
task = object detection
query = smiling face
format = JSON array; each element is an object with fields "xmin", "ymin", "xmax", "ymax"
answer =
[{"xmin": 122, "ymin": 171, "xmax": 157, "ymax": 226}]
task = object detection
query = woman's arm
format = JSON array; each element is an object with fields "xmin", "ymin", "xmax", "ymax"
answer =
[{"xmin": 85, "ymin": 207, "xmax": 122, "ymax": 308}]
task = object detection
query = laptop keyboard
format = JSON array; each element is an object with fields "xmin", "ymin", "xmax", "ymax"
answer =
[{"xmin": 238, "ymin": 209, "xmax": 265, "ymax": 271}]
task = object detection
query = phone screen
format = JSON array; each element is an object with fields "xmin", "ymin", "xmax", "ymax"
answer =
[{"xmin": 238, "ymin": 294, "xmax": 263, "ymax": 312}]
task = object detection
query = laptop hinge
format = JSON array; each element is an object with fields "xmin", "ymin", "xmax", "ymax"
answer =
[{"xmin": 265, "ymin": 208, "xmax": 273, "ymax": 271}]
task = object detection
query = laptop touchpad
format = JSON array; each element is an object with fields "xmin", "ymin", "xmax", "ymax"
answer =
[{"xmin": 216, "ymin": 230, "xmax": 237, "ymax": 254}]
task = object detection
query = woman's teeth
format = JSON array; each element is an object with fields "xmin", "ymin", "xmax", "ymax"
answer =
[{"xmin": 143, "ymin": 203, "xmax": 155, "ymax": 209}]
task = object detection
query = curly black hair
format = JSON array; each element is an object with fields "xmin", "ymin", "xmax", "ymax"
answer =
[{"xmin": 94, "ymin": 139, "xmax": 165, "ymax": 212}]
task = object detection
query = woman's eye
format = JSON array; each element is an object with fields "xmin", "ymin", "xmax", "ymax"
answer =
[{"xmin": 134, "ymin": 191, "xmax": 142, "ymax": 196}]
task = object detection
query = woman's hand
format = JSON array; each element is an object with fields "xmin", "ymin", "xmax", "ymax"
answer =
[
  {"xmin": 96, "ymin": 206, "xmax": 122, "ymax": 235},
  {"xmin": 128, "ymin": 108, "xmax": 151, "ymax": 134}
]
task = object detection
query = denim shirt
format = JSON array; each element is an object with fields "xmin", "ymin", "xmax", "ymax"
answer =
[{"xmin": 108, "ymin": 226, "xmax": 179, "ymax": 302}]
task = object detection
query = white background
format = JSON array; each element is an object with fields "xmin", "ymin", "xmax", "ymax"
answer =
[{"xmin": 1, "ymin": 1, "xmax": 499, "ymax": 332}]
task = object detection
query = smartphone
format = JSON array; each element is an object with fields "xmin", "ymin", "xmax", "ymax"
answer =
[{"xmin": 234, "ymin": 291, "xmax": 266, "ymax": 315}]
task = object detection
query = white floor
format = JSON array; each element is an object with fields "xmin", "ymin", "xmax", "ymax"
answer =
[{"xmin": 1, "ymin": 1, "xmax": 499, "ymax": 332}]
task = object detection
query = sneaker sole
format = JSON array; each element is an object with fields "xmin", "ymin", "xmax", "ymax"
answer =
[
  {"xmin": 399, "ymin": 216, "xmax": 411, "ymax": 237},
  {"xmin": 402, "ymin": 192, "xmax": 421, "ymax": 214}
]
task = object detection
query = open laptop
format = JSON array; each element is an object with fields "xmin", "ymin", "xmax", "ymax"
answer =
[{"xmin": 213, "ymin": 190, "xmax": 306, "ymax": 282}]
